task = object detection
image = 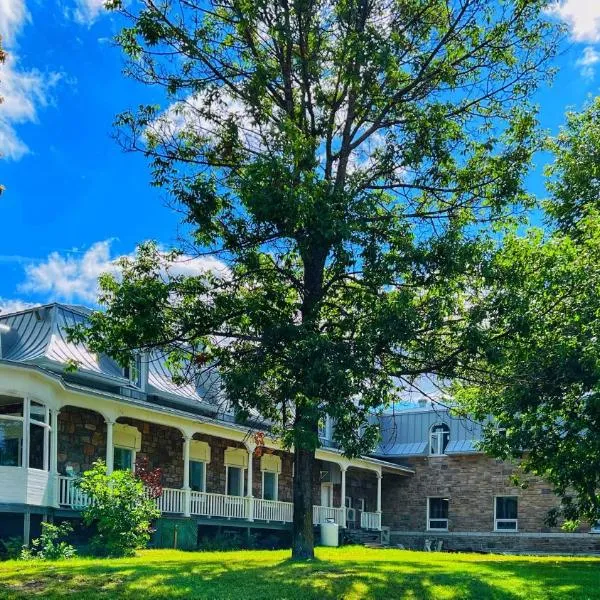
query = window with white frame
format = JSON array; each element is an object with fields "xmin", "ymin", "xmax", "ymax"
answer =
[
  {"xmin": 226, "ymin": 466, "xmax": 244, "ymax": 496},
  {"xmin": 429, "ymin": 423, "xmax": 450, "ymax": 455},
  {"xmin": 427, "ymin": 497, "xmax": 449, "ymax": 530},
  {"xmin": 0, "ymin": 395, "xmax": 51, "ymax": 470},
  {"xmin": 495, "ymin": 496, "xmax": 518, "ymax": 531},
  {"xmin": 260, "ymin": 453, "xmax": 280, "ymax": 501},
  {"xmin": 318, "ymin": 415, "xmax": 333, "ymax": 441},
  {"xmin": 357, "ymin": 498, "xmax": 365, "ymax": 512},
  {"xmin": 190, "ymin": 460, "xmax": 206, "ymax": 492},
  {"xmin": 113, "ymin": 447, "xmax": 134, "ymax": 471},
  {"xmin": 262, "ymin": 471, "xmax": 278, "ymax": 501},
  {"xmin": 122, "ymin": 354, "xmax": 142, "ymax": 388}
]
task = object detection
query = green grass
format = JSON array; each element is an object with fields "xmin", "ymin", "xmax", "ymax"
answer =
[{"xmin": 0, "ymin": 547, "xmax": 599, "ymax": 599}]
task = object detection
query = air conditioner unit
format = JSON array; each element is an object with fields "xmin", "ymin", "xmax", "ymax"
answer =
[{"xmin": 346, "ymin": 508, "xmax": 357, "ymax": 523}]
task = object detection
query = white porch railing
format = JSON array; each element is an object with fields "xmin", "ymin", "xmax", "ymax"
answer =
[
  {"xmin": 360, "ymin": 511, "xmax": 381, "ymax": 530},
  {"xmin": 58, "ymin": 476, "xmax": 92, "ymax": 509},
  {"xmin": 254, "ymin": 498, "xmax": 293, "ymax": 522},
  {"xmin": 189, "ymin": 491, "xmax": 247, "ymax": 519},
  {"xmin": 312, "ymin": 505, "xmax": 345, "ymax": 526},
  {"xmin": 155, "ymin": 488, "xmax": 186, "ymax": 514},
  {"xmin": 59, "ymin": 478, "xmax": 357, "ymax": 529}
]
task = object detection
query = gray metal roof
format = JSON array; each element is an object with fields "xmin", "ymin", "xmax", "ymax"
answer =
[
  {"xmin": 0, "ymin": 303, "xmax": 218, "ymax": 408},
  {"xmin": 374, "ymin": 405, "xmax": 485, "ymax": 457}
]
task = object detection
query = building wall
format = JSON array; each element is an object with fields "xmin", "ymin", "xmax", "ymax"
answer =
[
  {"xmin": 381, "ymin": 454, "xmax": 567, "ymax": 533},
  {"xmin": 57, "ymin": 406, "xmax": 107, "ymax": 475},
  {"xmin": 381, "ymin": 453, "xmax": 600, "ymax": 553}
]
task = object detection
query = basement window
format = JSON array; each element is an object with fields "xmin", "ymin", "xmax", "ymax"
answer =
[
  {"xmin": 495, "ymin": 496, "xmax": 518, "ymax": 531},
  {"xmin": 427, "ymin": 497, "xmax": 449, "ymax": 530}
]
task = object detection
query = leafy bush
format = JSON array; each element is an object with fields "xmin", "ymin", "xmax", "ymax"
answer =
[
  {"xmin": 77, "ymin": 460, "xmax": 161, "ymax": 557},
  {"xmin": 22, "ymin": 522, "xmax": 76, "ymax": 561},
  {"xmin": 0, "ymin": 537, "xmax": 25, "ymax": 560}
]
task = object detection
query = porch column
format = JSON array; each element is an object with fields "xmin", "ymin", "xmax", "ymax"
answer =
[
  {"xmin": 105, "ymin": 419, "xmax": 115, "ymax": 474},
  {"xmin": 50, "ymin": 409, "xmax": 60, "ymax": 507},
  {"xmin": 182, "ymin": 434, "xmax": 191, "ymax": 517},
  {"xmin": 376, "ymin": 472, "xmax": 382, "ymax": 531},
  {"xmin": 245, "ymin": 442, "xmax": 256, "ymax": 522},
  {"xmin": 340, "ymin": 465, "xmax": 347, "ymax": 528}
]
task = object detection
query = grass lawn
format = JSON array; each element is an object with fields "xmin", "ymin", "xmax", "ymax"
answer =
[{"xmin": 0, "ymin": 547, "xmax": 599, "ymax": 599}]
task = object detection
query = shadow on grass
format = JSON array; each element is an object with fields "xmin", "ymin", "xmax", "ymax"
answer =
[{"xmin": 0, "ymin": 551, "xmax": 598, "ymax": 599}]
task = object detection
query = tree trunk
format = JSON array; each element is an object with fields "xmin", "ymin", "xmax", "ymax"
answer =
[{"xmin": 291, "ymin": 446, "xmax": 316, "ymax": 560}]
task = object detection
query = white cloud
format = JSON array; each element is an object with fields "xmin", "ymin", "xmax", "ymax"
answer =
[
  {"xmin": 71, "ymin": 0, "xmax": 108, "ymax": 25},
  {"xmin": 548, "ymin": 1, "xmax": 600, "ymax": 43},
  {"xmin": 0, "ymin": 298, "xmax": 39, "ymax": 315},
  {"xmin": 576, "ymin": 46, "xmax": 600, "ymax": 78},
  {"xmin": 0, "ymin": 0, "xmax": 61, "ymax": 160},
  {"xmin": 19, "ymin": 239, "xmax": 230, "ymax": 305}
]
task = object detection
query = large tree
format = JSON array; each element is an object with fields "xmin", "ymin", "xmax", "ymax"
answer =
[
  {"xmin": 77, "ymin": 0, "xmax": 558, "ymax": 558},
  {"xmin": 453, "ymin": 99, "xmax": 600, "ymax": 529}
]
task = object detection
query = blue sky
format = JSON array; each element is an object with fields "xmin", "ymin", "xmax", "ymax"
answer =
[{"xmin": 0, "ymin": 0, "xmax": 599, "ymax": 313}]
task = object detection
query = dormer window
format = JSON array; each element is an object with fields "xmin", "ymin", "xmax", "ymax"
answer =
[
  {"xmin": 123, "ymin": 354, "xmax": 142, "ymax": 388},
  {"xmin": 318, "ymin": 416, "xmax": 333, "ymax": 441},
  {"xmin": 430, "ymin": 423, "xmax": 450, "ymax": 455}
]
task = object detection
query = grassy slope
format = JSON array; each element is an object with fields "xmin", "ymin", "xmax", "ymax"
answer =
[{"xmin": 0, "ymin": 547, "xmax": 599, "ymax": 599}]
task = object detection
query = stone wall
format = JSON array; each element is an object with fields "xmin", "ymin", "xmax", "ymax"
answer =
[
  {"xmin": 58, "ymin": 406, "xmax": 106, "ymax": 475},
  {"xmin": 381, "ymin": 454, "xmax": 583, "ymax": 534},
  {"xmin": 388, "ymin": 531, "xmax": 600, "ymax": 555}
]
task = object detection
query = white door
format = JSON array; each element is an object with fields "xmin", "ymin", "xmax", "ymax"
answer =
[{"xmin": 321, "ymin": 483, "xmax": 333, "ymax": 507}]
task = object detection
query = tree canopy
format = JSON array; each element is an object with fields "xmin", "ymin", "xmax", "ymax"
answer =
[
  {"xmin": 454, "ymin": 99, "xmax": 600, "ymax": 528},
  {"xmin": 74, "ymin": 0, "xmax": 559, "ymax": 558}
]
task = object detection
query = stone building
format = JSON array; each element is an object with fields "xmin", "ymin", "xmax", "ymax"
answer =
[{"xmin": 0, "ymin": 303, "xmax": 598, "ymax": 553}]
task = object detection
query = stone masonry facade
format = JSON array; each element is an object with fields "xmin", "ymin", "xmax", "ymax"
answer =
[
  {"xmin": 381, "ymin": 454, "xmax": 600, "ymax": 553},
  {"xmin": 56, "ymin": 406, "xmax": 600, "ymax": 552}
]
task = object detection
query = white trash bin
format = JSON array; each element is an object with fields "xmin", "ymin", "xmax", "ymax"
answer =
[{"xmin": 320, "ymin": 521, "xmax": 339, "ymax": 547}]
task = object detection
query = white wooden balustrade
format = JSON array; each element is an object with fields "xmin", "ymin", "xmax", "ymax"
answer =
[
  {"xmin": 58, "ymin": 476, "xmax": 92, "ymax": 509},
  {"xmin": 59, "ymin": 478, "xmax": 365, "ymax": 529},
  {"xmin": 360, "ymin": 511, "xmax": 381, "ymax": 530},
  {"xmin": 312, "ymin": 505, "xmax": 345, "ymax": 526},
  {"xmin": 254, "ymin": 498, "xmax": 294, "ymax": 523}
]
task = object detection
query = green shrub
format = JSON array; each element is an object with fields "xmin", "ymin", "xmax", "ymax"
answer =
[
  {"xmin": 77, "ymin": 460, "xmax": 160, "ymax": 557},
  {"xmin": 0, "ymin": 537, "xmax": 25, "ymax": 560},
  {"xmin": 21, "ymin": 522, "xmax": 76, "ymax": 561}
]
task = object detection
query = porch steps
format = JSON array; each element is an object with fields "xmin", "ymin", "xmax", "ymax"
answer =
[{"xmin": 342, "ymin": 528, "xmax": 383, "ymax": 547}]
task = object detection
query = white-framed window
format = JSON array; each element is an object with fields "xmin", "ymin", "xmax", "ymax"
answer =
[
  {"xmin": 495, "ymin": 496, "xmax": 518, "ymax": 531},
  {"xmin": 0, "ymin": 395, "xmax": 51, "ymax": 471},
  {"xmin": 427, "ymin": 497, "xmax": 449, "ymax": 530},
  {"xmin": 429, "ymin": 423, "xmax": 450, "ymax": 455},
  {"xmin": 190, "ymin": 460, "xmax": 206, "ymax": 492},
  {"xmin": 113, "ymin": 446, "xmax": 135, "ymax": 472},
  {"xmin": 123, "ymin": 354, "xmax": 142, "ymax": 388},
  {"xmin": 262, "ymin": 470, "xmax": 278, "ymax": 501},
  {"xmin": 318, "ymin": 415, "xmax": 333, "ymax": 441},
  {"xmin": 226, "ymin": 466, "xmax": 244, "ymax": 496},
  {"xmin": 357, "ymin": 498, "xmax": 365, "ymax": 512}
]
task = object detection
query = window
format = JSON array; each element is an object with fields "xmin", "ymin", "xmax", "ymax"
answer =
[
  {"xmin": 0, "ymin": 396, "xmax": 51, "ymax": 470},
  {"xmin": 428, "ymin": 497, "xmax": 449, "ymax": 530},
  {"xmin": 190, "ymin": 460, "xmax": 206, "ymax": 492},
  {"xmin": 227, "ymin": 466, "xmax": 243, "ymax": 496},
  {"xmin": 357, "ymin": 498, "xmax": 365, "ymax": 512},
  {"xmin": 430, "ymin": 423, "xmax": 450, "ymax": 455},
  {"xmin": 318, "ymin": 416, "xmax": 332, "ymax": 441},
  {"xmin": 123, "ymin": 354, "xmax": 142, "ymax": 388},
  {"xmin": 591, "ymin": 521, "xmax": 600, "ymax": 534},
  {"xmin": 262, "ymin": 471, "xmax": 278, "ymax": 501},
  {"xmin": 495, "ymin": 496, "xmax": 518, "ymax": 531},
  {"xmin": 114, "ymin": 447, "xmax": 134, "ymax": 471}
]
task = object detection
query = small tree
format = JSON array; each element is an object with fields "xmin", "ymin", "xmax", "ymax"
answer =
[
  {"xmin": 22, "ymin": 522, "xmax": 76, "ymax": 561},
  {"xmin": 77, "ymin": 460, "xmax": 160, "ymax": 557}
]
